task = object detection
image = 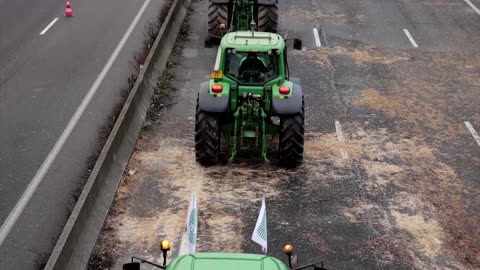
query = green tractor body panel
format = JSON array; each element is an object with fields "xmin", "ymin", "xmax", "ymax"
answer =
[
  {"xmin": 222, "ymin": 31, "xmax": 284, "ymax": 49},
  {"xmin": 167, "ymin": 253, "xmax": 290, "ymax": 270}
]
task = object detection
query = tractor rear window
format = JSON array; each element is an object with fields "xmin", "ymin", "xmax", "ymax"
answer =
[{"xmin": 224, "ymin": 49, "xmax": 279, "ymax": 84}]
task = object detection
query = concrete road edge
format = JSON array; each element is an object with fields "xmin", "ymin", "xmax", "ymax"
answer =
[{"xmin": 44, "ymin": 0, "xmax": 191, "ymax": 269}]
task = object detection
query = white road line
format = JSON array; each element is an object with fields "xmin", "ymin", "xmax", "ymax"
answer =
[
  {"xmin": 403, "ymin": 29, "xmax": 418, "ymax": 48},
  {"xmin": 40, "ymin": 18, "xmax": 59, "ymax": 35},
  {"xmin": 0, "ymin": 0, "xmax": 153, "ymax": 247},
  {"xmin": 313, "ymin": 28, "xmax": 321, "ymax": 47},
  {"xmin": 464, "ymin": 0, "xmax": 480, "ymax": 16},
  {"xmin": 335, "ymin": 120, "xmax": 349, "ymax": 159},
  {"xmin": 465, "ymin": 121, "xmax": 480, "ymax": 147}
]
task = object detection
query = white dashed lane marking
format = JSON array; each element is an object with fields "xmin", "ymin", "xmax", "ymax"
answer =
[
  {"xmin": 403, "ymin": 29, "xmax": 418, "ymax": 48},
  {"xmin": 465, "ymin": 121, "xmax": 480, "ymax": 147},
  {"xmin": 313, "ymin": 28, "xmax": 321, "ymax": 47},
  {"xmin": 40, "ymin": 18, "xmax": 59, "ymax": 35},
  {"xmin": 335, "ymin": 120, "xmax": 349, "ymax": 159},
  {"xmin": 464, "ymin": 0, "xmax": 480, "ymax": 16}
]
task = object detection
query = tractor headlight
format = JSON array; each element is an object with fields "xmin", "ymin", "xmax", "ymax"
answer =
[
  {"xmin": 212, "ymin": 84, "xmax": 223, "ymax": 93},
  {"xmin": 279, "ymin": 85, "xmax": 290, "ymax": 95}
]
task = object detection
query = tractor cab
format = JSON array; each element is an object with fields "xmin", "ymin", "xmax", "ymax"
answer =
[
  {"xmin": 227, "ymin": 50, "xmax": 278, "ymax": 84},
  {"xmin": 217, "ymin": 31, "xmax": 287, "ymax": 86}
]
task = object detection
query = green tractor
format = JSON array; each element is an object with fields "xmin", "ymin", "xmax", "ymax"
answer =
[
  {"xmin": 208, "ymin": 0, "xmax": 279, "ymax": 40},
  {"xmin": 122, "ymin": 240, "xmax": 328, "ymax": 270},
  {"xmin": 196, "ymin": 1, "xmax": 305, "ymax": 166},
  {"xmin": 121, "ymin": 197, "xmax": 329, "ymax": 270}
]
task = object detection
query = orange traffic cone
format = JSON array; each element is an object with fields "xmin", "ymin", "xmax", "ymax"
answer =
[{"xmin": 65, "ymin": 0, "xmax": 74, "ymax": 17}]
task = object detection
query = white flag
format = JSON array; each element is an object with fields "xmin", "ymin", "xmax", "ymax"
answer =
[
  {"xmin": 251, "ymin": 197, "xmax": 267, "ymax": 253},
  {"xmin": 186, "ymin": 193, "xmax": 198, "ymax": 253}
]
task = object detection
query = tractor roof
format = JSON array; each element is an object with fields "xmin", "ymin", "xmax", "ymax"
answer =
[
  {"xmin": 167, "ymin": 253, "xmax": 289, "ymax": 270},
  {"xmin": 221, "ymin": 31, "xmax": 285, "ymax": 51}
]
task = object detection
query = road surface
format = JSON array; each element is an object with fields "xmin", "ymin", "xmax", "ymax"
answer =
[
  {"xmin": 92, "ymin": 0, "xmax": 480, "ymax": 269},
  {"xmin": 0, "ymin": 0, "xmax": 165, "ymax": 268}
]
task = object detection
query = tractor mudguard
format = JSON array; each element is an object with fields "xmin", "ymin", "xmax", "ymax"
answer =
[
  {"xmin": 272, "ymin": 83, "xmax": 303, "ymax": 115},
  {"xmin": 198, "ymin": 81, "xmax": 229, "ymax": 113},
  {"xmin": 210, "ymin": 0, "xmax": 230, "ymax": 4},
  {"xmin": 257, "ymin": 0, "xmax": 277, "ymax": 5},
  {"xmin": 290, "ymin": 77, "xmax": 301, "ymax": 85}
]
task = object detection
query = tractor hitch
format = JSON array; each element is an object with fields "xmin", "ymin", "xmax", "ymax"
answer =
[{"xmin": 228, "ymin": 92, "xmax": 269, "ymax": 164}]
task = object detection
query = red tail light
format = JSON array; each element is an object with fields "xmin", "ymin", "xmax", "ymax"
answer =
[
  {"xmin": 279, "ymin": 85, "xmax": 290, "ymax": 95},
  {"xmin": 212, "ymin": 84, "xmax": 223, "ymax": 93}
]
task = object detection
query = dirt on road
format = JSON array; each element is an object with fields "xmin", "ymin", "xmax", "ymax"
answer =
[{"xmin": 90, "ymin": 0, "xmax": 480, "ymax": 269}]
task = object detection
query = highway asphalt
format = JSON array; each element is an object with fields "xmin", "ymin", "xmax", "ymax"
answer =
[
  {"xmin": 57, "ymin": 0, "xmax": 480, "ymax": 269},
  {"xmin": 91, "ymin": 0, "xmax": 480, "ymax": 269},
  {"xmin": 0, "ymin": 0, "xmax": 166, "ymax": 268}
]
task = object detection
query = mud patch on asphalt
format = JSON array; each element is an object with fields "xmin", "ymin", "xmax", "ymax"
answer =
[
  {"xmin": 116, "ymin": 215, "xmax": 163, "ymax": 248},
  {"xmin": 304, "ymin": 132, "xmax": 362, "ymax": 166},
  {"xmin": 281, "ymin": 8, "xmax": 366, "ymax": 25},
  {"xmin": 352, "ymin": 234, "xmax": 414, "ymax": 268},
  {"xmin": 293, "ymin": 46, "xmax": 411, "ymax": 66},
  {"xmin": 330, "ymin": 46, "xmax": 411, "ymax": 66},
  {"xmin": 392, "ymin": 211, "xmax": 443, "ymax": 257},
  {"xmin": 358, "ymin": 52, "xmax": 478, "ymax": 139},
  {"xmin": 338, "ymin": 125, "xmax": 480, "ymax": 269},
  {"xmin": 298, "ymin": 43, "xmax": 480, "ymax": 142},
  {"xmin": 430, "ymin": 53, "xmax": 480, "ymax": 87},
  {"xmin": 201, "ymin": 214, "xmax": 240, "ymax": 252},
  {"xmin": 97, "ymin": 128, "xmax": 301, "ymax": 258},
  {"xmin": 305, "ymin": 133, "xmax": 344, "ymax": 161},
  {"xmin": 352, "ymin": 88, "xmax": 401, "ymax": 113}
]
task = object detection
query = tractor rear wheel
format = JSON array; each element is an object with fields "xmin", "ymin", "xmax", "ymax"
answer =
[
  {"xmin": 279, "ymin": 103, "xmax": 304, "ymax": 167},
  {"xmin": 195, "ymin": 107, "xmax": 220, "ymax": 166},
  {"xmin": 208, "ymin": 1, "xmax": 229, "ymax": 38},
  {"xmin": 257, "ymin": 4, "xmax": 279, "ymax": 33}
]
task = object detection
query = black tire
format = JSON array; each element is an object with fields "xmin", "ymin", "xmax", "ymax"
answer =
[
  {"xmin": 279, "ymin": 101, "xmax": 305, "ymax": 167},
  {"xmin": 195, "ymin": 104, "xmax": 220, "ymax": 166},
  {"xmin": 208, "ymin": 1, "xmax": 229, "ymax": 38},
  {"xmin": 257, "ymin": 4, "xmax": 278, "ymax": 33}
]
